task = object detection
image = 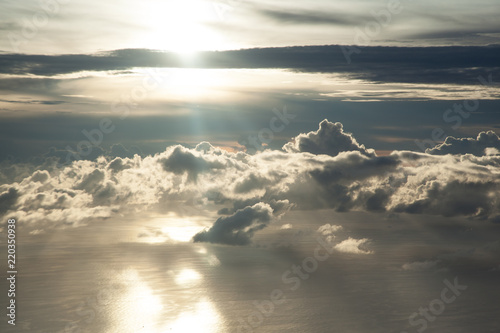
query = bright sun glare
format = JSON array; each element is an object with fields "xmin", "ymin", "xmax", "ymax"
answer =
[
  {"xmin": 110, "ymin": 269, "xmax": 221, "ymax": 332},
  {"xmin": 140, "ymin": 213, "xmax": 207, "ymax": 243},
  {"xmin": 143, "ymin": 0, "xmax": 225, "ymax": 53}
]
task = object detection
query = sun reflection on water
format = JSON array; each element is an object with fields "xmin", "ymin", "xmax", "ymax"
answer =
[
  {"xmin": 137, "ymin": 214, "xmax": 209, "ymax": 244},
  {"xmin": 108, "ymin": 267, "xmax": 224, "ymax": 333},
  {"xmin": 162, "ymin": 297, "xmax": 222, "ymax": 333},
  {"xmin": 172, "ymin": 268, "xmax": 202, "ymax": 287},
  {"xmin": 108, "ymin": 269, "xmax": 164, "ymax": 332}
]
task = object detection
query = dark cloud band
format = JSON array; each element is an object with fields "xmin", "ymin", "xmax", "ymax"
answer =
[{"xmin": 1, "ymin": 45, "xmax": 499, "ymax": 85}]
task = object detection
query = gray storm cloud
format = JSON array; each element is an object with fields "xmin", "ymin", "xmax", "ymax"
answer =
[{"xmin": 192, "ymin": 202, "xmax": 274, "ymax": 245}]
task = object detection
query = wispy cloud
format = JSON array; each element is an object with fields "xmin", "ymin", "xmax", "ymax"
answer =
[{"xmin": 255, "ymin": 8, "xmax": 368, "ymax": 26}]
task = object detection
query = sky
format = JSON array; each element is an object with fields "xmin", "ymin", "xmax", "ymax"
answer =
[{"xmin": 1, "ymin": 0, "xmax": 500, "ymax": 332}]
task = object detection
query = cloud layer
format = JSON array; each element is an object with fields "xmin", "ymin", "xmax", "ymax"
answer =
[{"xmin": 1, "ymin": 119, "xmax": 500, "ymax": 245}]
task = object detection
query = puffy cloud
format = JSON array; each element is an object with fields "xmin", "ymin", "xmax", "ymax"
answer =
[
  {"xmin": 0, "ymin": 162, "xmax": 41, "ymax": 185},
  {"xmin": 485, "ymin": 147, "xmax": 500, "ymax": 156},
  {"xmin": 427, "ymin": 130, "xmax": 500, "ymax": 156},
  {"xmin": 311, "ymin": 153, "xmax": 399, "ymax": 208},
  {"xmin": 0, "ymin": 187, "xmax": 19, "ymax": 215},
  {"xmin": 159, "ymin": 145, "xmax": 226, "ymax": 182},
  {"xmin": 283, "ymin": 119, "xmax": 375, "ymax": 157},
  {"xmin": 391, "ymin": 179, "xmax": 496, "ymax": 217},
  {"xmin": 192, "ymin": 203, "xmax": 274, "ymax": 245},
  {"xmin": 74, "ymin": 169, "xmax": 105, "ymax": 192},
  {"xmin": 107, "ymin": 157, "xmax": 132, "ymax": 173},
  {"xmin": 317, "ymin": 224, "xmax": 343, "ymax": 234},
  {"xmin": 317, "ymin": 224, "xmax": 342, "ymax": 242},
  {"xmin": 334, "ymin": 237, "xmax": 372, "ymax": 254},
  {"xmin": 385, "ymin": 152, "xmax": 500, "ymax": 219},
  {"xmin": 402, "ymin": 260, "xmax": 439, "ymax": 271},
  {"xmin": 233, "ymin": 172, "xmax": 272, "ymax": 194},
  {"xmin": 1, "ymin": 120, "xmax": 500, "ymax": 243},
  {"xmin": 30, "ymin": 170, "xmax": 50, "ymax": 183}
]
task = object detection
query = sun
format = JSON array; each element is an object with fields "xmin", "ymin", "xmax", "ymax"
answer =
[{"xmin": 140, "ymin": 0, "xmax": 226, "ymax": 53}]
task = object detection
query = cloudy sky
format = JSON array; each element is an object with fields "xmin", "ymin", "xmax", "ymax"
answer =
[{"xmin": 1, "ymin": 0, "xmax": 500, "ymax": 332}]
